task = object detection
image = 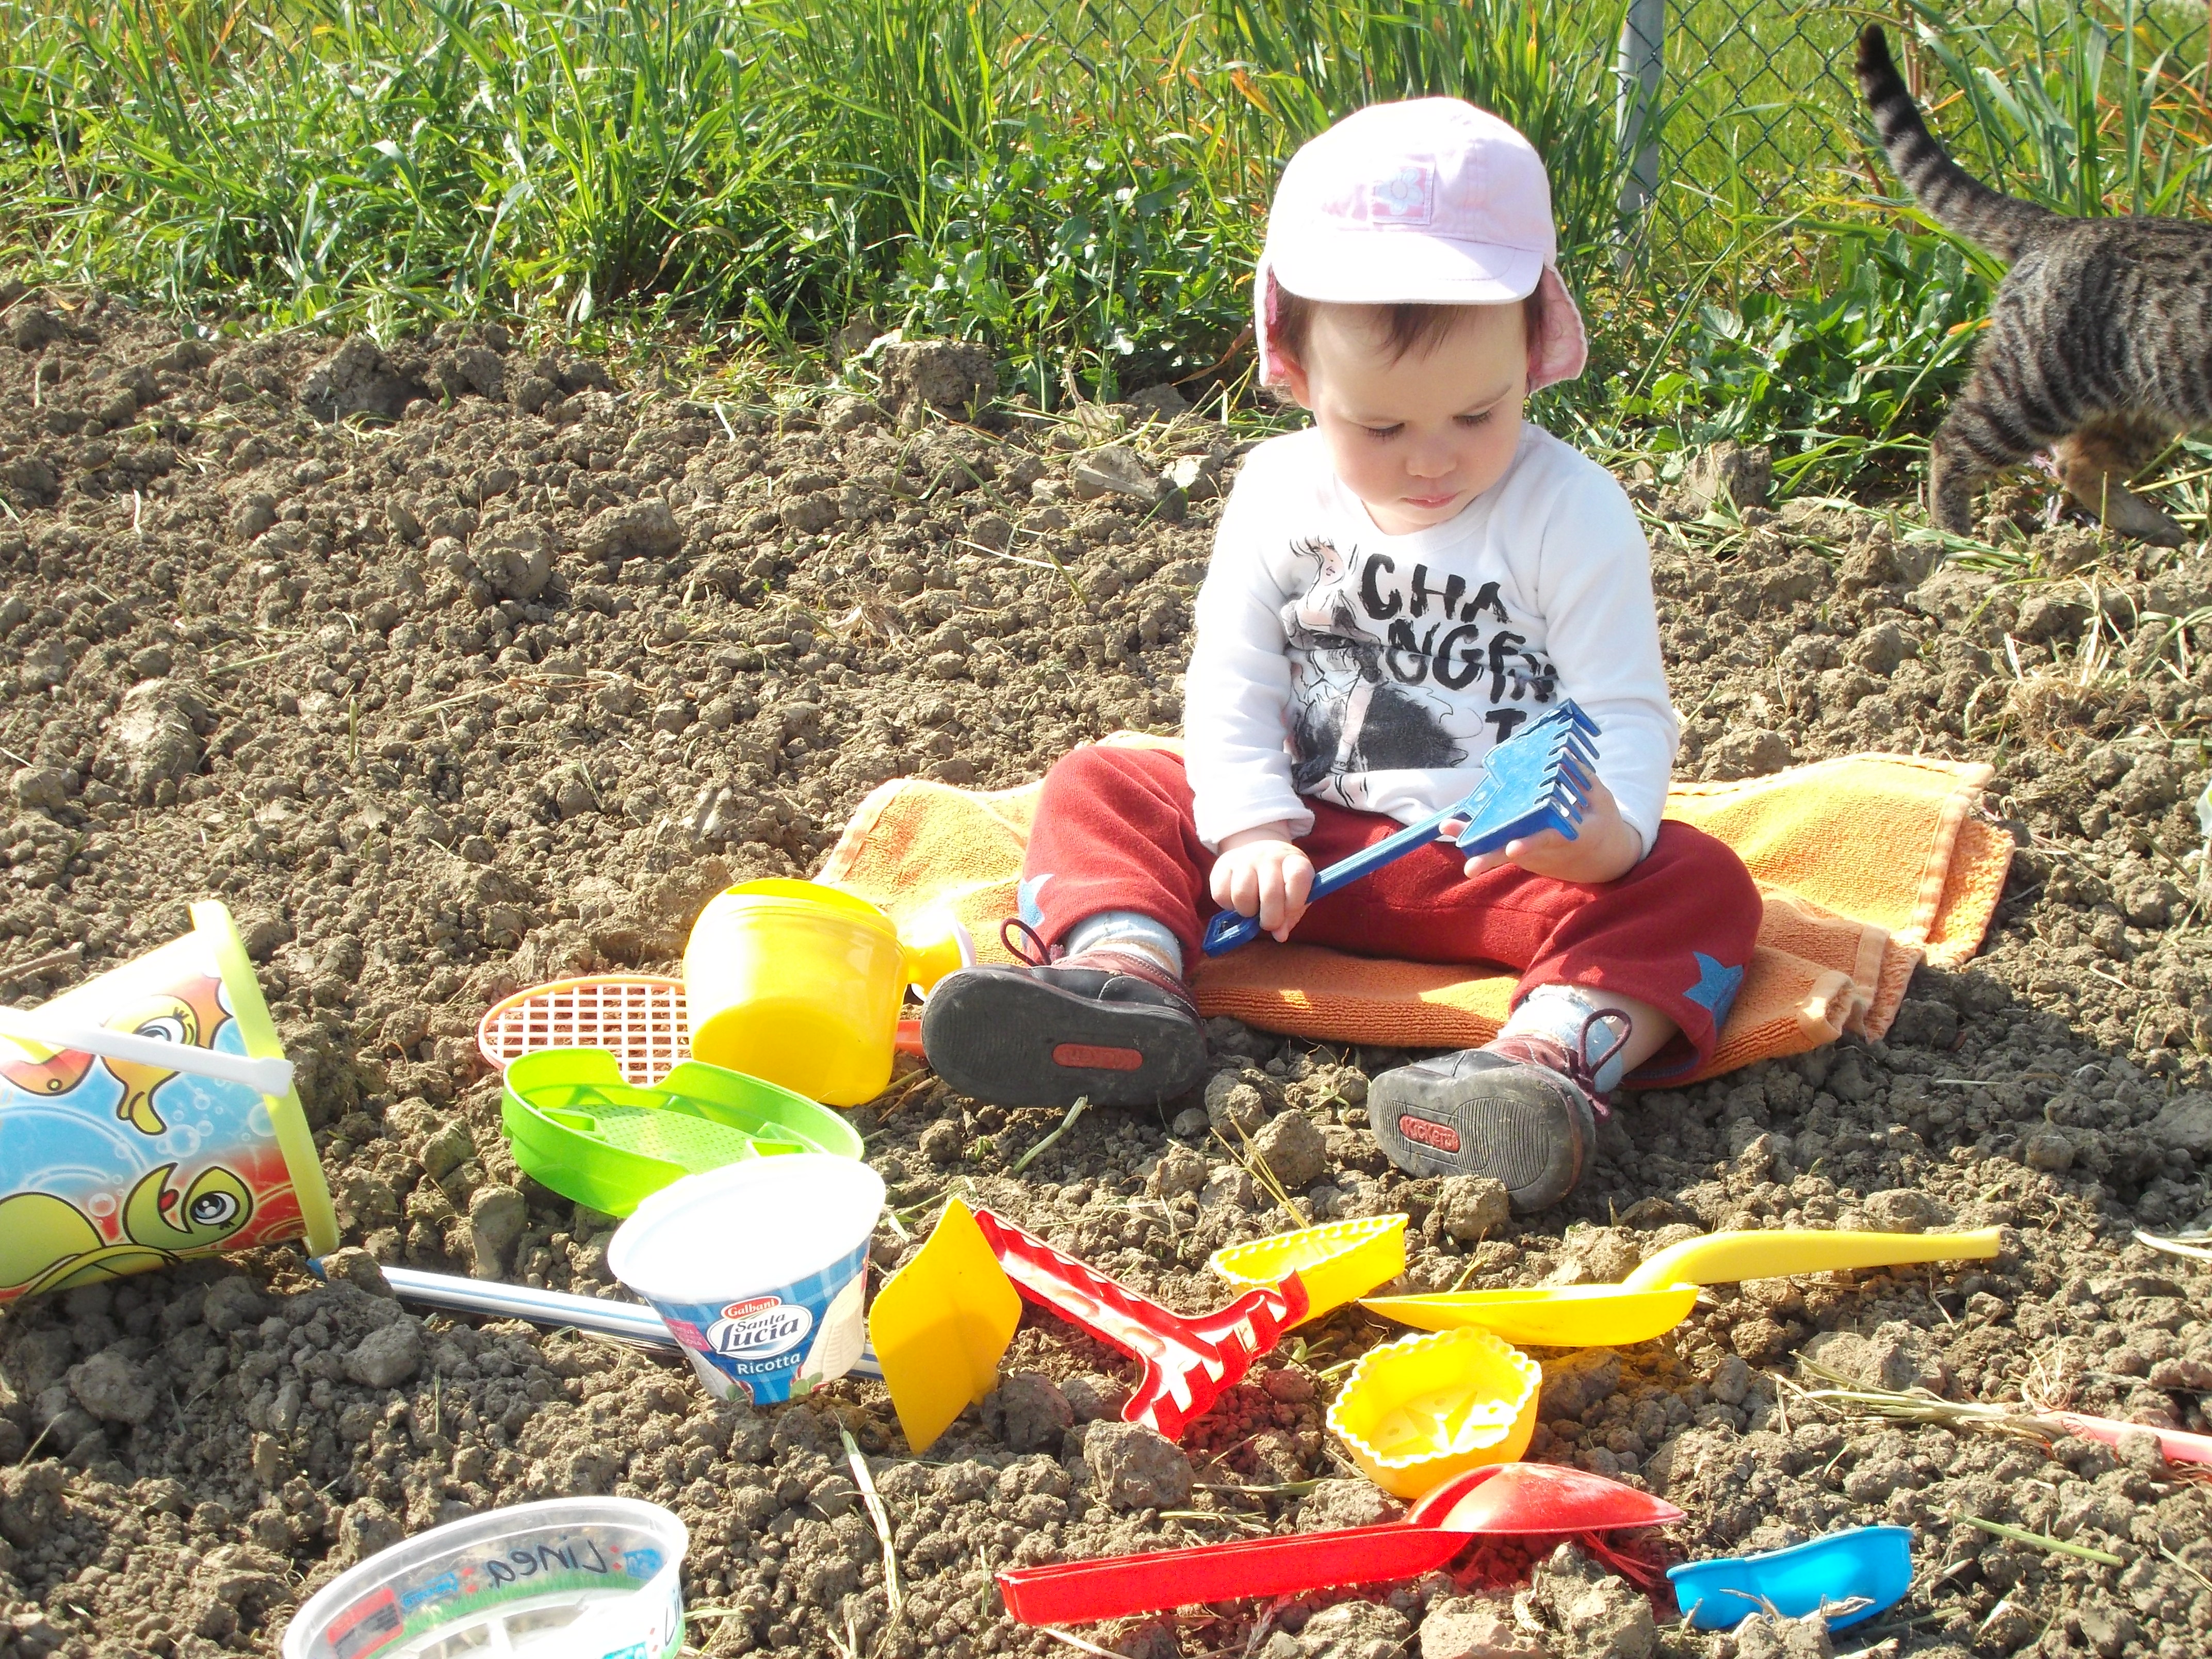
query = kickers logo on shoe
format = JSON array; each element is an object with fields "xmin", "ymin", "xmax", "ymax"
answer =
[
  {"xmin": 707, "ymin": 1295, "xmax": 815, "ymax": 1359},
  {"xmin": 1397, "ymin": 1114, "xmax": 1461, "ymax": 1154}
]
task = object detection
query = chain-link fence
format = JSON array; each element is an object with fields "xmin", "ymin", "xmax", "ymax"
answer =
[
  {"xmin": 19, "ymin": 0, "xmax": 2200, "ymax": 394},
  {"xmin": 1635, "ymin": 1, "xmax": 2209, "ymax": 269},
  {"xmin": 1633, "ymin": 0, "xmax": 1865, "ymax": 264},
  {"xmin": 1049, "ymin": 0, "xmax": 2212, "ymax": 279}
]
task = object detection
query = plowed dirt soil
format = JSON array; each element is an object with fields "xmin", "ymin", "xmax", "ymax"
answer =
[{"xmin": 0, "ymin": 289, "xmax": 2208, "ymax": 1659}]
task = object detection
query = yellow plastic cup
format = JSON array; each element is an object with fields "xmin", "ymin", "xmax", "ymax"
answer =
[
  {"xmin": 682, "ymin": 881, "xmax": 967, "ymax": 1108},
  {"xmin": 1326, "ymin": 1326, "xmax": 1542, "ymax": 1500}
]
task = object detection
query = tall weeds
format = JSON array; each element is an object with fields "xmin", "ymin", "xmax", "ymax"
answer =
[
  {"xmin": 1204, "ymin": 0, "xmax": 1636, "ymax": 265},
  {"xmin": 1892, "ymin": 0, "xmax": 2212, "ymax": 222},
  {"xmin": 0, "ymin": 0, "xmax": 1633, "ymax": 393},
  {"xmin": 4, "ymin": 0, "xmax": 2211, "ymax": 486}
]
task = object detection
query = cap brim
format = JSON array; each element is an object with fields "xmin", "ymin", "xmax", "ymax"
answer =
[{"xmin": 1269, "ymin": 237, "xmax": 1543, "ymax": 307}]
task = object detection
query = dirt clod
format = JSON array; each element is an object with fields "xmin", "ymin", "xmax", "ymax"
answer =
[
  {"xmin": 1676, "ymin": 441, "xmax": 1772, "ymax": 513},
  {"xmin": 1286, "ymin": 1601, "xmax": 1415, "ymax": 1659},
  {"xmin": 1722, "ymin": 1611, "xmax": 1831, "ymax": 1659},
  {"xmin": 1421, "ymin": 1595, "xmax": 1547, "ymax": 1659},
  {"xmin": 877, "ymin": 339, "xmax": 996, "ymax": 416},
  {"xmin": 1207, "ymin": 1069, "xmax": 1272, "ymax": 1136},
  {"xmin": 2151, "ymin": 1093, "xmax": 2212, "ymax": 1153},
  {"xmin": 66, "ymin": 1350, "xmax": 157, "ymax": 1425},
  {"xmin": 1437, "ymin": 1175, "xmax": 1512, "ymax": 1242},
  {"xmin": 341, "ymin": 1316, "xmax": 422, "ymax": 1388},
  {"xmin": 10, "ymin": 766, "xmax": 68, "ymax": 811},
  {"xmin": 982, "ymin": 1371, "xmax": 1074, "ymax": 1453},
  {"xmin": 1297, "ymin": 1478, "xmax": 1404, "ymax": 1532},
  {"xmin": 466, "ymin": 1183, "xmax": 527, "ymax": 1277},
  {"xmin": 99, "ymin": 677, "xmax": 204, "ymax": 799},
  {"xmin": 1061, "ymin": 1373, "xmax": 1128, "ymax": 1423},
  {"xmin": 1537, "ymin": 1349, "xmax": 1622, "ymax": 1422},
  {"xmin": 1251, "ymin": 1110, "xmax": 1327, "ymax": 1190},
  {"xmin": 1528, "ymin": 1545, "xmax": 1655, "ymax": 1659},
  {"xmin": 1084, "ymin": 1421, "xmax": 1192, "ymax": 1511},
  {"xmin": 319, "ymin": 1248, "xmax": 392, "ymax": 1298},
  {"xmin": 1070, "ymin": 445, "xmax": 1161, "ymax": 506}
]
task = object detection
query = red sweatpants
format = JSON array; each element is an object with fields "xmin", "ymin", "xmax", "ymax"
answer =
[{"xmin": 1019, "ymin": 744, "xmax": 1763, "ymax": 1081}]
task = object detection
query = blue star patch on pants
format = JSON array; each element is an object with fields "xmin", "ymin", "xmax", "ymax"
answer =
[{"xmin": 1683, "ymin": 952, "xmax": 1744, "ymax": 1030}]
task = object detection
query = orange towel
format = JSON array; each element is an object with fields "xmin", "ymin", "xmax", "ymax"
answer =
[{"xmin": 819, "ymin": 735, "xmax": 2013, "ymax": 1084}]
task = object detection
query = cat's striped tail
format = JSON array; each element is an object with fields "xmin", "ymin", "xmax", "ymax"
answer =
[{"xmin": 1857, "ymin": 25, "xmax": 2052, "ymax": 263}]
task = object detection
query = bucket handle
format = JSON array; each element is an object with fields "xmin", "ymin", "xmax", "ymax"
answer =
[{"xmin": 0, "ymin": 1010, "xmax": 296, "ymax": 1098}]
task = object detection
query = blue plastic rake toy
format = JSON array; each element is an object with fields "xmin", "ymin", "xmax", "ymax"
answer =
[{"xmin": 1201, "ymin": 700, "xmax": 1601, "ymax": 956}]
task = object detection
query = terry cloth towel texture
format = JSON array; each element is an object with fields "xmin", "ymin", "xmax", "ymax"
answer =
[{"xmin": 818, "ymin": 734, "xmax": 2013, "ymax": 1084}]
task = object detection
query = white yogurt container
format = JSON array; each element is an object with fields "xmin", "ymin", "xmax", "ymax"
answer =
[{"xmin": 608, "ymin": 1153, "xmax": 885, "ymax": 1404}]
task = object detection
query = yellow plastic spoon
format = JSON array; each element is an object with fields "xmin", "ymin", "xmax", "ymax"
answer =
[
  {"xmin": 1620, "ymin": 1226, "xmax": 2003, "ymax": 1290},
  {"xmin": 1360, "ymin": 1282, "xmax": 1700, "ymax": 1348},
  {"xmin": 1362, "ymin": 1226, "xmax": 2002, "ymax": 1349}
]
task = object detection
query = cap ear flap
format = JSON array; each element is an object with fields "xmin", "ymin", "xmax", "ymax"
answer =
[
  {"xmin": 1521, "ymin": 286, "xmax": 1548, "ymax": 385},
  {"xmin": 1526, "ymin": 265, "xmax": 1589, "ymax": 392},
  {"xmin": 1255, "ymin": 260, "xmax": 1286, "ymax": 385}
]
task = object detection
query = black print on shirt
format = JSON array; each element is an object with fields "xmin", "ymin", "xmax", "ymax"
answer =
[{"xmin": 1277, "ymin": 536, "xmax": 1560, "ymax": 807}]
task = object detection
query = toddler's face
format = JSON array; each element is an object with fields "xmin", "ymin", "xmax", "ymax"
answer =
[{"xmin": 1281, "ymin": 302, "xmax": 1526, "ymax": 535}]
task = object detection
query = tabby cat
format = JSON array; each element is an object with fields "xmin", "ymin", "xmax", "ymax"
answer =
[{"xmin": 1859, "ymin": 24, "xmax": 2212, "ymax": 546}]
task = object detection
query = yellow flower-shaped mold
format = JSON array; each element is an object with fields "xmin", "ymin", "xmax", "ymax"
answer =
[{"xmin": 1326, "ymin": 1325, "xmax": 1542, "ymax": 1500}]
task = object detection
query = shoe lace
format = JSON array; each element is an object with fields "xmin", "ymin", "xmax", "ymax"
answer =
[
  {"xmin": 1001, "ymin": 917, "xmax": 1062, "ymax": 968},
  {"xmin": 999, "ymin": 916, "xmax": 1198, "ymax": 1015},
  {"xmin": 1559, "ymin": 1007, "xmax": 1633, "ymax": 1117},
  {"xmin": 1499, "ymin": 1008, "xmax": 1632, "ymax": 1118}
]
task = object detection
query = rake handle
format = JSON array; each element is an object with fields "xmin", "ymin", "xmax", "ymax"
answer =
[
  {"xmin": 1198, "ymin": 703, "xmax": 1595, "ymax": 956},
  {"xmin": 1201, "ymin": 800, "xmax": 1467, "ymax": 956}
]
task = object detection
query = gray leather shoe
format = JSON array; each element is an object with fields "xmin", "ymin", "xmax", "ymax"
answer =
[
  {"xmin": 921, "ymin": 927, "xmax": 1204, "ymax": 1109},
  {"xmin": 1368, "ymin": 1017, "xmax": 1625, "ymax": 1211}
]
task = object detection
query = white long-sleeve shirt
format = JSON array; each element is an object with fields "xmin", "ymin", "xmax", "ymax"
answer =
[{"xmin": 1184, "ymin": 423, "xmax": 1679, "ymax": 857}]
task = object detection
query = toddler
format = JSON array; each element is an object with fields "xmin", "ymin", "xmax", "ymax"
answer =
[{"xmin": 922, "ymin": 100, "xmax": 1761, "ymax": 1211}]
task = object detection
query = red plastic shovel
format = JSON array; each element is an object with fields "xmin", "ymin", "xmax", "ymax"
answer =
[{"xmin": 996, "ymin": 1461, "xmax": 1683, "ymax": 1625}]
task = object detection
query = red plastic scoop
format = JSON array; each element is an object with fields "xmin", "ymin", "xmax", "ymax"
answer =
[
  {"xmin": 997, "ymin": 1461, "xmax": 1683, "ymax": 1625},
  {"xmin": 974, "ymin": 1208, "xmax": 1307, "ymax": 1441}
]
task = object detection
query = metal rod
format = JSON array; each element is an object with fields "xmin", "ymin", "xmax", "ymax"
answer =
[
  {"xmin": 1616, "ymin": 0, "xmax": 1666, "ymax": 238},
  {"xmin": 332, "ymin": 1261, "xmax": 885, "ymax": 1378}
]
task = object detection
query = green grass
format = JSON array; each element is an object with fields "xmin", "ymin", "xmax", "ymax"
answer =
[
  {"xmin": 0, "ymin": 0, "xmax": 1632, "ymax": 403},
  {"xmin": 5, "ymin": 0, "xmax": 2212, "ymax": 505}
]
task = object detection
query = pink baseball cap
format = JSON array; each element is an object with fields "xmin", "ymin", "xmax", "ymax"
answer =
[{"xmin": 1255, "ymin": 97, "xmax": 1588, "ymax": 392}]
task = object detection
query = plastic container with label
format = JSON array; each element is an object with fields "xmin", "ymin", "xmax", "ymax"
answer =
[
  {"xmin": 1, "ymin": 900, "xmax": 336, "ymax": 1305},
  {"xmin": 607, "ymin": 1153, "xmax": 886, "ymax": 1403},
  {"xmin": 283, "ymin": 1497, "xmax": 687, "ymax": 1659}
]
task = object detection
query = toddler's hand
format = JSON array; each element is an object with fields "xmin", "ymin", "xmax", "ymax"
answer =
[
  {"xmin": 1454, "ymin": 777, "xmax": 1642, "ymax": 885},
  {"xmin": 1211, "ymin": 826, "xmax": 1315, "ymax": 943}
]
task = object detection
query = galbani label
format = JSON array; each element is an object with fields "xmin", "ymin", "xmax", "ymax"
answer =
[{"xmin": 706, "ymin": 1296, "xmax": 814, "ymax": 1359}]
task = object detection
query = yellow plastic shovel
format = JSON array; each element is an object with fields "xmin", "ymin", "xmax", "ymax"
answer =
[
  {"xmin": 1209, "ymin": 1214, "xmax": 1408, "ymax": 1325},
  {"xmin": 1361, "ymin": 1226, "xmax": 2003, "ymax": 1348},
  {"xmin": 868, "ymin": 1197, "xmax": 1022, "ymax": 1454},
  {"xmin": 1360, "ymin": 1282, "xmax": 1700, "ymax": 1348}
]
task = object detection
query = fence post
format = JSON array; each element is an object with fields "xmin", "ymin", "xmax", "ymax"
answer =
[{"xmin": 1615, "ymin": 0, "xmax": 1665, "ymax": 239}]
